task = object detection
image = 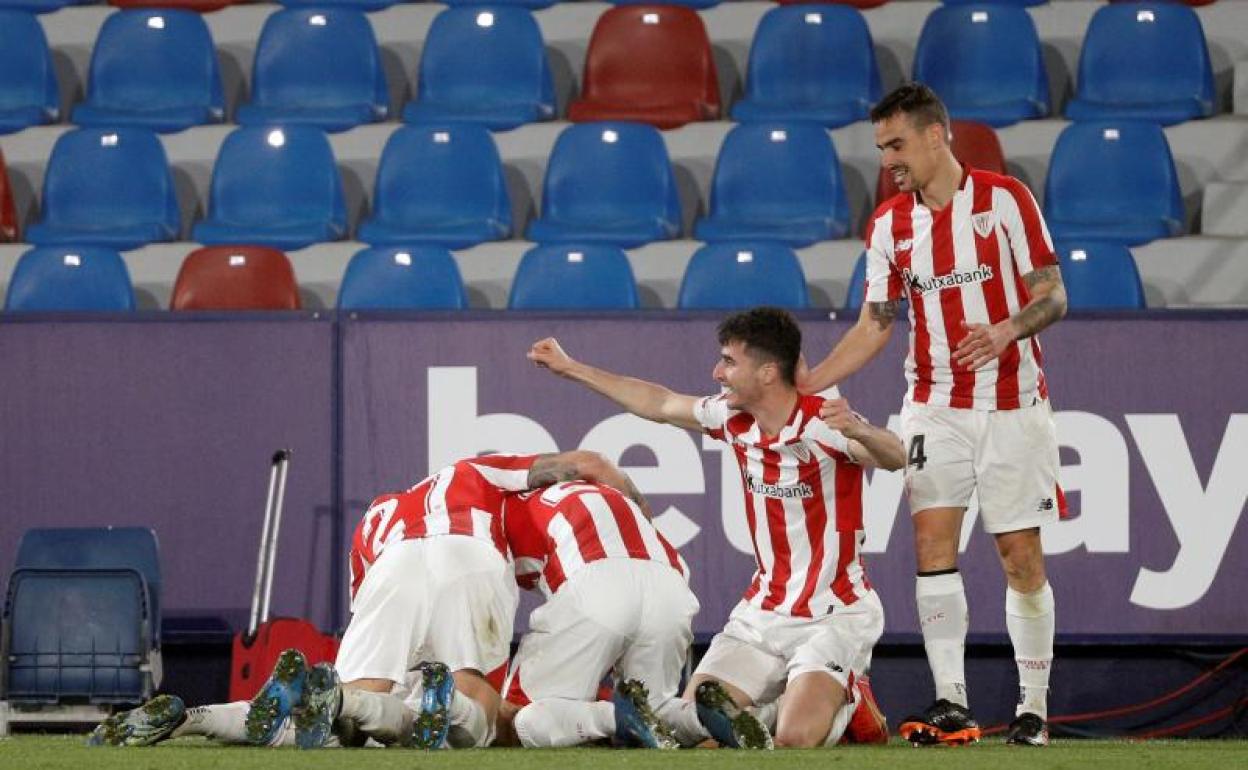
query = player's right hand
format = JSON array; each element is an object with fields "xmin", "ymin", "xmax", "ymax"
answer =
[{"xmin": 528, "ymin": 337, "xmax": 574, "ymax": 375}]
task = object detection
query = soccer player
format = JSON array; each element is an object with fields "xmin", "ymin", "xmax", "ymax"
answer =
[
  {"xmin": 801, "ymin": 83, "xmax": 1068, "ymax": 747},
  {"xmin": 528, "ymin": 307, "xmax": 905, "ymax": 749},
  {"xmin": 495, "ymin": 480, "xmax": 698, "ymax": 749}
]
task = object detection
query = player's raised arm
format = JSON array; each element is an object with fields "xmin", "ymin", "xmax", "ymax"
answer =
[
  {"xmin": 526, "ymin": 450, "xmax": 652, "ymax": 518},
  {"xmin": 800, "ymin": 301, "xmax": 898, "ymax": 394},
  {"xmin": 820, "ymin": 397, "xmax": 906, "ymax": 471},
  {"xmin": 528, "ymin": 337, "xmax": 703, "ymax": 432}
]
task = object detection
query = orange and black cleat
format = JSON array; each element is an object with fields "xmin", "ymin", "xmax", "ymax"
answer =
[{"xmin": 899, "ymin": 699, "xmax": 982, "ymax": 747}]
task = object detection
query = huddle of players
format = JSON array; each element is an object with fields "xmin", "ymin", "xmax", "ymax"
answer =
[{"xmin": 91, "ymin": 82, "xmax": 1067, "ymax": 750}]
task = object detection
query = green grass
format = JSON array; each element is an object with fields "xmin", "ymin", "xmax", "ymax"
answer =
[{"xmin": 2, "ymin": 735, "xmax": 1246, "ymax": 770}]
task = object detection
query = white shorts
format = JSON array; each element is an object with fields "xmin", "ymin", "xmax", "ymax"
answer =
[
  {"xmin": 693, "ymin": 591, "xmax": 884, "ymax": 705},
  {"xmin": 503, "ymin": 559, "xmax": 699, "ymax": 709},
  {"xmin": 335, "ymin": 535, "xmax": 518, "ymax": 684},
  {"xmin": 901, "ymin": 399, "xmax": 1060, "ymax": 534}
]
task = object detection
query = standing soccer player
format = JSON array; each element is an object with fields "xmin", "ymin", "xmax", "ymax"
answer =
[
  {"xmin": 529, "ymin": 307, "xmax": 905, "ymax": 749},
  {"xmin": 802, "ymin": 83, "xmax": 1068, "ymax": 747}
]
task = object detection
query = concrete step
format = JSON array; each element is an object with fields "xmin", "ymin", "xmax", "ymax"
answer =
[
  {"xmin": 1202, "ymin": 181, "xmax": 1248, "ymax": 236},
  {"xmin": 1235, "ymin": 60, "xmax": 1248, "ymax": 117}
]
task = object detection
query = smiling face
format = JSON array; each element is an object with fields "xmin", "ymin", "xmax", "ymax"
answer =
[
  {"xmin": 712, "ymin": 339, "xmax": 771, "ymax": 411},
  {"xmin": 874, "ymin": 112, "xmax": 947, "ymax": 194}
]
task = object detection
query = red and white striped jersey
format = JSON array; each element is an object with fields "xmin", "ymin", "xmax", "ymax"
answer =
[
  {"xmin": 864, "ymin": 167, "xmax": 1058, "ymax": 410},
  {"xmin": 503, "ymin": 481, "xmax": 687, "ymax": 597},
  {"xmin": 348, "ymin": 454, "xmax": 538, "ymax": 599},
  {"xmin": 695, "ymin": 392, "xmax": 872, "ymax": 618}
]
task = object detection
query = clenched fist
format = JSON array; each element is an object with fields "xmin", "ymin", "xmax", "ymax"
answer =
[
  {"xmin": 528, "ymin": 337, "xmax": 576, "ymax": 377},
  {"xmin": 819, "ymin": 397, "xmax": 867, "ymax": 440}
]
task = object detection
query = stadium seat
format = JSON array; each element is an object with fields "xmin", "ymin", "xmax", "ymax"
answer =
[
  {"xmin": 1055, "ymin": 241, "xmax": 1146, "ymax": 310},
  {"xmin": 508, "ymin": 244, "xmax": 639, "ymax": 310},
  {"xmin": 337, "ymin": 246, "xmax": 468, "ymax": 310},
  {"xmin": 568, "ymin": 5, "xmax": 720, "ymax": 130},
  {"xmin": 1044, "ymin": 121, "xmax": 1184, "ymax": 247},
  {"xmin": 1065, "ymin": 3, "xmax": 1215, "ymax": 125},
  {"xmin": 775, "ymin": 0, "xmax": 891, "ymax": 7},
  {"xmin": 25, "ymin": 128, "xmax": 181, "ymax": 250},
  {"xmin": 874, "ymin": 120, "xmax": 1007, "ymax": 206},
  {"xmin": 0, "ymin": 0, "xmax": 91, "ymax": 14},
  {"xmin": 678, "ymin": 242, "xmax": 809, "ymax": 310},
  {"xmin": 0, "ymin": 10, "xmax": 60, "ymax": 134},
  {"xmin": 170, "ymin": 246, "xmax": 302, "ymax": 310},
  {"xmin": 694, "ymin": 123, "xmax": 851, "ymax": 247},
  {"xmin": 402, "ymin": 7, "xmax": 555, "ymax": 131},
  {"xmin": 732, "ymin": 5, "xmax": 881, "ymax": 128},
  {"xmin": 527, "ymin": 122, "xmax": 681, "ymax": 248},
  {"xmin": 4, "ymin": 247, "xmax": 135, "ymax": 312},
  {"xmin": 192, "ymin": 126, "xmax": 347, "ymax": 251},
  {"xmin": 942, "ymin": 0, "xmax": 1046, "ymax": 7},
  {"xmin": 358, "ymin": 124, "xmax": 511, "ymax": 249},
  {"xmin": 442, "ymin": 0, "xmax": 557, "ymax": 9},
  {"xmin": 108, "ymin": 0, "xmax": 238, "ymax": 10},
  {"xmin": 72, "ymin": 9, "xmax": 224, "ymax": 133},
  {"xmin": 913, "ymin": 4, "xmax": 1049, "ymax": 127},
  {"xmin": 236, "ymin": 9, "xmax": 389, "ymax": 133},
  {"xmin": 278, "ymin": 0, "xmax": 400, "ymax": 11},
  {"xmin": 613, "ymin": 0, "xmax": 721, "ymax": 7},
  {"xmin": 844, "ymin": 252, "xmax": 867, "ymax": 312},
  {"xmin": 0, "ymin": 147, "xmax": 18, "ymax": 243}
]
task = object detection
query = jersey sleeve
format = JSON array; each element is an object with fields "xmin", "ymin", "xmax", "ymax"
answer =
[
  {"xmin": 864, "ymin": 209, "xmax": 904, "ymax": 304},
  {"xmin": 693, "ymin": 393, "xmax": 731, "ymax": 438},
  {"xmin": 463, "ymin": 454, "xmax": 540, "ymax": 492},
  {"xmin": 997, "ymin": 177, "xmax": 1057, "ymax": 277}
]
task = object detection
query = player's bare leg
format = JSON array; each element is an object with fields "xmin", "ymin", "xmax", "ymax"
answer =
[
  {"xmin": 901, "ymin": 506, "xmax": 982, "ymax": 746},
  {"xmin": 995, "ymin": 527, "xmax": 1054, "ymax": 746},
  {"xmin": 774, "ymin": 671, "xmax": 848, "ymax": 748}
]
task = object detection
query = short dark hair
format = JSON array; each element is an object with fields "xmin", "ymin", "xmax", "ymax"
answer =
[
  {"xmin": 717, "ymin": 307, "xmax": 802, "ymax": 386},
  {"xmin": 870, "ymin": 82, "xmax": 950, "ymax": 137}
]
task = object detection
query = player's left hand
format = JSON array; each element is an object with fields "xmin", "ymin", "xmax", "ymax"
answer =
[
  {"xmin": 820, "ymin": 397, "xmax": 866, "ymax": 439},
  {"xmin": 953, "ymin": 320, "xmax": 1017, "ymax": 370}
]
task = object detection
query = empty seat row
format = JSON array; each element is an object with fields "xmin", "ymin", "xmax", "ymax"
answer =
[
  {"xmin": 12, "ymin": 118, "xmax": 1185, "ymax": 254},
  {"xmin": 0, "ymin": 3, "xmax": 1220, "ymax": 135}
]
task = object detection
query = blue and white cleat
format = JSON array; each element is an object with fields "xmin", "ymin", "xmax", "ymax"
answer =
[
  {"xmin": 695, "ymin": 680, "xmax": 773, "ymax": 750},
  {"xmin": 87, "ymin": 694, "xmax": 186, "ymax": 746},
  {"xmin": 295, "ymin": 662, "xmax": 342, "ymax": 749},
  {"xmin": 612, "ymin": 679, "xmax": 678, "ymax": 749},
  {"xmin": 245, "ymin": 648, "xmax": 308, "ymax": 746},
  {"xmin": 409, "ymin": 661, "xmax": 455, "ymax": 749}
]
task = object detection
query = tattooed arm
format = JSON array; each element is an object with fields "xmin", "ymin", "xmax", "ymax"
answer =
[
  {"xmin": 526, "ymin": 450, "xmax": 653, "ymax": 518},
  {"xmin": 953, "ymin": 265, "xmax": 1067, "ymax": 370},
  {"xmin": 799, "ymin": 299, "xmax": 898, "ymax": 394}
]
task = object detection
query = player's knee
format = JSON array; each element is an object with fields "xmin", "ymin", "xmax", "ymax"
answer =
[
  {"xmin": 511, "ymin": 703, "xmax": 548, "ymax": 748},
  {"xmin": 913, "ymin": 533, "xmax": 957, "ymax": 572},
  {"xmin": 774, "ymin": 722, "xmax": 826, "ymax": 749}
]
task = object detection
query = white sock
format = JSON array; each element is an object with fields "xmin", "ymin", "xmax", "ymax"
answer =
[
  {"xmin": 656, "ymin": 698, "xmax": 709, "ymax": 747},
  {"xmin": 339, "ymin": 688, "xmax": 414, "ymax": 745},
  {"xmin": 513, "ymin": 699, "xmax": 615, "ymax": 748},
  {"xmin": 171, "ymin": 701, "xmax": 250, "ymax": 743},
  {"xmin": 1006, "ymin": 582, "xmax": 1055, "ymax": 720},
  {"xmin": 916, "ymin": 571, "xmax": 970, "ymax": 707},
  {"xmin": 821, "ymin": 699, "xmax": 855, "ymax": 747},
  {"xmin": 751, "ymin": 700, "xmax": 779, "ymax": 732},
  {"xmin": 447, "ymin": 692, "xmax": 492, "ymax": 748}
]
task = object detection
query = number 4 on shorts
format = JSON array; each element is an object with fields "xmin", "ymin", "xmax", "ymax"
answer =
[{"xmin": 908, "ymin": 434, "xmax": 927, "ymax": 470}]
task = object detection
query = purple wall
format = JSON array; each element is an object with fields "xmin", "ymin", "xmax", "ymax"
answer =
[{"xmin": 3, "ymin": 314, "xmax": 1246, "ymax": 640}]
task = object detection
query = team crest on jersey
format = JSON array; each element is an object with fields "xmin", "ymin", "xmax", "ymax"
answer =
[
  {"xmin": 896, "ymin": 238, "xmax": 914, "ymax": 252},
  {"xmin": 792, "ymin": 444, "xmax": 811, "ymax": 463},
  {"xmin": 972, "ymin": 211, "xmax": 995, "ymax": 238}
]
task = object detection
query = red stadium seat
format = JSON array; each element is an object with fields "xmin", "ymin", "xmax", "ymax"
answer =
[
  {"xmin": 568, "ymin": 5, "xmax": 720, "ymax": 130},
  {"xmin": 170, "ymin": 246, "xmax": 301, "ymax": 310},
  {"xmin": 107, "ymin": 0, "xmax": 241, "ymax": 12},
  {"xmin": 873, "ymin": 120, "xmax": 1008, "ymax": 208},
  {"xmin": 0, "ymin": 147, "xmax": 18, "ymax": 244}
]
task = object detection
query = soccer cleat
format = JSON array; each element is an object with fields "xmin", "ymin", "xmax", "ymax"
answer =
[
  {"xmin": 87, "ymin": 694, "xmax": 186, "ymax": 747},
  {"xmin": 409, "ymin": 661, "xmax": 455, "ymax": 749},
  {"xmin": 295, "ymin": 662, "xmax": 342, "ymax": 750},
  {"xmin": 843, "ymin": 677, "xmax": 890, "ymax": 745},
  {"xmin": 1005, "ymin": 712, "xmax": 1049, "ymax": 747},
  {"xmin": 694, "ymin": 680, "xmax": 773, "ymax": 750},
  {"xmin": 610, "ymin": 679, "xmax": 678, "ymax": 750},
  {"xmin": 245, "ymin": 648, "xmax": 308, "ymax": 746},
  {"xmin": 899, "ymin": 698, "xmax": 982, "ymax": 747}
]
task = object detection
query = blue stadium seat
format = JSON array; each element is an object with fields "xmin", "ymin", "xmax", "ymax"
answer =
[
  {"xmin": 192, "ymin": 126, "xmax": 347, "ymax": 251},
  {"xmin": 694, "ymin": 123, "xmax": 850, "ymax": 247},
  {"xmin": 942, "ymin": 0, "xmax": 1047, "ymax": 6},
  {"xmin": 4, "ymin": 247, "xmax": 135, "ymax": 312},
  {"xmin": 337, "ymin": 246, "xmax": 468, "ymax": 310},
  {"xmin": 612, "ymin": 0, "xmax": 721, "ymax": 8},
  {"xmin": 508, "ymin": 244, "xmax": 640, "ymax": 309},
  {"xmin": 279, "ymin": 0, "xmax": 400, "ymax": 11},
  {"xmin": 358, "ymin": 124, "xmax": 511, "ymax": 249},
  {"xmin": 25, "ymin": 128, "xmax": 180, "ymax": 250},
  {"xmin": 0, "ymin": 10, "xmax": 60, "ymax": 134},
  {"xmin": 72, "ymin": 9, "xmax": 224, "ymax": 133},
  {"xmin": 0, "ymin": 0, "xmax": 91, "ymax": 14},
  {"xmin": 402, "ymin": 7, "xmax": 555, "ymax": 132},
  {"xmin": 844, "ymin": 251, "xmax": 867, "ymax": 312},
  {"xmin": 1055, "ymin": 241, "xmax": 1146, "ymax": 309},
  {"xmin": 913, "ymin": 4, "xmax": 1049, "ymax": 127},
  {"xmin": 442, "ymin": 0, "xmax": 557, "ymax": 9},
  {"xmin": 1044, "ymin": 121, "xmax": 1183, "ymax": 247},
  {"xmin": 678, "ymin": 242, "xmax": 809, "ymax": 310},
  {"xmin": 527, "ymin": 123, "xmax": 682, "ymax": 248},
  {"xmin": 731, "ymin": 5, "xmax": 881, "ymax": 128},
  {"xmin": 236, "ymin": 9, "xmax": 388, "ymax": 133},
  {"xmin": 1065, "ymin": 3, "xmax": 1214, "ymax": 125}
]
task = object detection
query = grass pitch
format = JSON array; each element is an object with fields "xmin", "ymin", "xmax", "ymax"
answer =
[{"xmin": 2, "ymin": 735, "xmax": 1246, "ymax": 770}]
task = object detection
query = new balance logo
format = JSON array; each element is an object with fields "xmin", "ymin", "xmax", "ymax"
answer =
[
  {"xmin": 896, "ymin": 238, "xmax": 913, "ymax": 252},
  {"xmin": 1037, "ymin": 498, "xmax": 1055, "ymax": 512},
  {"xmin": 826, "ymin": 662, "xmax": 844, "ymax": 674}
]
